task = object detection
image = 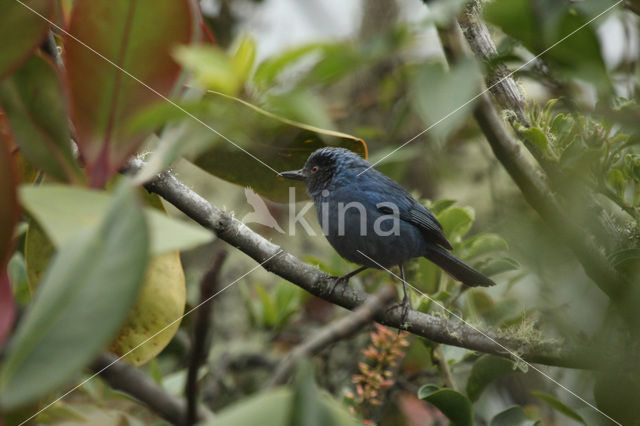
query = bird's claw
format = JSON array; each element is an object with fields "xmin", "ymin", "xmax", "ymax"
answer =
[
  {"xmin": 329, "ymin": 275, "xmax": 348, "ymax": 296},
  {"xmin": 386, "ymin": 297, "xmax": 411, "ymax": 331}
]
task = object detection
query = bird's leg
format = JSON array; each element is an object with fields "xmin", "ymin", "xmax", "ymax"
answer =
[
  {"xmin": 399, "ymin": 264, "xmax": 410, "ymax": 326},
  {"xmin": 329, "ymin": 266, "xmax": 368, "ymax": 295}
]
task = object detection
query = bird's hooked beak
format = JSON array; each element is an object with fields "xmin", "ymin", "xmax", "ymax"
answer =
[{"xmin": 278, "ymin": 169, "xmax": 306, "ymax": 181}]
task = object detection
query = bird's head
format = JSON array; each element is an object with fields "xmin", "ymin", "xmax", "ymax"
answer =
[{"xmin": 278, "ymin": 147, "xmax": 368, "ymax": 195}]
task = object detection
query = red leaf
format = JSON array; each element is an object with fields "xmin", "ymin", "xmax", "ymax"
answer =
[
  {"xmin": 0, "ymin": 0, "xmax": 54, "ymax": 80},
  {"xmin": 63, "ymin": 0, "xmax": 195, "ymax": 187},
  {"xmin": 0, "ymin": 116, "xmax": 19, "ymax": 347},
  {"xmin": 0, "ymin": 270, "xmax": 15, "ymax": 346}
]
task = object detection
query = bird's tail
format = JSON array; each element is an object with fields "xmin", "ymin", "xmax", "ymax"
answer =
[{"xmin": 424, "ymin": 246, "xmax": 495, "ymax": 287}]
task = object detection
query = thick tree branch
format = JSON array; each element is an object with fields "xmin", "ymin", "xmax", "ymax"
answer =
[
  {"xmin": 265, "ymin": 285, "xmax": 397, "ymax": 388},
  {"xmin": 91, "ymin": 353, "xmax": 211, "ymax": 425},
  {"xmin": 124, "ymin": 159, "xmax": 607, "ymax": 369}
]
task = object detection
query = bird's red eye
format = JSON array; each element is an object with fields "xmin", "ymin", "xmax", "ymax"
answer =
[{"xmin": 311, "ymin": 166, "xmax": 319, "ymax": 173}]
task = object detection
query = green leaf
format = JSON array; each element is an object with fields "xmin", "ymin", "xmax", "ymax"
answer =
[
  {"xmin": 173, "ymin": 45, "xmax": 240, "ymax": 95},
  {"xmin": 418, "ymin": 384, "xmax": 473, "ymax": 426},
  {"xmin": 484, "ymin": 0, "xmax": 539, "ymax": 53},
  {"xmin": 0, "ymin": 0, "xmax": 53, "ymax": 79},
  {"xmin": 207, "ymin": 386, "xmax": 356, "ymax": 426},
  {"xmin": 437, "ymin": 206, "xmax": 475, "ymax": 241},
  {"xmin": 64, "ymin": 0, "xmax": 194, "ymax": 187},
  {"xmin": 0, "ymin": 54, "xmax": 83, "ymax": 183},
  {"xmin": 19, "ymin": 184, "xmax": 213, "ymax": 256},
  {"xmin": 0, "ymin": 183, "xmax": 149, "ymax": 410},
  {"xmin": 253, "ymin": 44, "xmax": 329, "ymax": 89},
  {"xmin": 426, "ymin": 199, "xmax": 456, "ymax": 215},
  {"xmin": 464, "ymin": 234, "xmax": 509, "ymax": 259},
  {"xmin": 410, "ymin": 59, "xmax": 480, "ymax": 142},
  {"xmin": 231, "ymin": 35, "xmax": 257, "ymax": 86},
  {"xmin": 490, "ymin": 406, "xmax": 538, "ymax": 426},
  {"xmin": 476, "ymin": 257, "xmax": 519, "ymax": 277},
  {"xmin": 519, "ymin": 127, "xmax": 549, "ymax": 152},
  {"xmin": 255, "ymin": 284, "xmax": 277, "ymax": 328},
  {"xmin": 607, "ymin": 169, "xmax": 626, "ymax": 197},
  {"xmin": 466, "ymin": 355, "xmax": 516, "ymax": 401},
  {"xmin": 531, "ymin": 391, "xmax": 585, "ymax": 424}
]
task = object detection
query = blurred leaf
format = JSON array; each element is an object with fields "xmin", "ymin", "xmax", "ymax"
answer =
[
  {"xmin": 464, "ymin": 234, "xmax": 509, "ymax": 259},
  {"xmin": 607, "ymin": 169, "xmax": 626, "ymax": 197},
  {"xmin": 0, "ymin": 120, "xmax": 18, "ymax": 347},
  {"xmin": 418, "ymin": 384, "xmax": 473, "ymax": 426},
  {"xmin": 111, "ymin": 251, "xmax": 185, "ymax": 366},
  {"xmin": 437, "ymin": 206, "xmax": 475, "ymax": 241},
  {"xmin": 19, "ymin": 184, "xmax": 213, "ymax": 255},
  {"xmin": 0, "ymin": 54, "xmax": 82, "ymax": 183},
  {"xmin": 25, "ymin": 219, "xmax": 54, "ymax": 292},
  {"xmin": 484, "ymin": 0, "xmax": 538, "ymax": 52},
  {"xmin": 0, "ymin": 0, "xmax": 54, "ymax": 79},
  {"xmin": 490, "ymin": 406, "xmax": 538, "ymax": 426},
  {"xmin": 140, "ymin": 91, "xmax": 366, "ymax": 201},
  {"xmin": 8, "ymin": 252, "xmax": 30, "ymax": 306},
  {"xmin": 64, "ymin": 0, "xmax": 194, "ymax": 187},
  {"xmin": 0, "ymin": 183, "xmax": 149, "ymax": 410},
  {"xmin": 255, "ymin": 284, "xmax": 278, "ymax": 328},
  {"xmin": 550, "ymin": 113, "xmax": 575, "ymax": 147},
  {"xmin": 208, "ymin": 386, "xmax": 356, "ymax": 426},
  {"xmin": 410, "ymin": 59, "xmax": 480, "ymax": 142},
  {"xmin": 0, "ymin": 271, "xmax": 15, "ymax": 348},
  {"xmin": 466, "ymin": 355, "xmax": 516, "ymax": 401},
  {"xmin": 253, "ymin": 43, "xmax": 328, "ymax": 89},
  {"xmin": 426, "ymin": 199, "xmax": 456, "ymax": 215},
  {"xmin": 476, "ymin": 257, "xmax": 520, "ymax": 277},
  {"xmin": 531, "ymin": 391, "xmax": 586, "ymax": 424},
  {"xmin": 231, "ymin": 35, "xmax": 257, "ymax": 85},
  {"xmin": 174, "ymin": 45, "xmax": 240, "ymax": 95}
]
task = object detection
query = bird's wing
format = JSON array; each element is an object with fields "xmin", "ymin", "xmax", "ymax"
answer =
[{"xmin": 363, "ymin": 172, "xmax": 453, "ymax": 250}]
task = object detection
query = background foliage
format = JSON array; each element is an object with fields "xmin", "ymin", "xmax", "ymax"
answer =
[{"xmin": 1, "ymin": 0, "xmax": 639, "ymax": 425}]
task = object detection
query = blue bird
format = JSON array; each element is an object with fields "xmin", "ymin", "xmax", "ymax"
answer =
[{"xmin": 279, "ymin": 147, "xmax": 495, "ymax": 321}]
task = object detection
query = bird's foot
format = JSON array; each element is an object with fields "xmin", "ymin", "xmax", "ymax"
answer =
[
  {"xmin": 387, "ymin": 296, "xmax": 411, "ymax": 330},
  {"xmin": 329, "ymin": 275, "xmax": 349, "ymax": 296}
]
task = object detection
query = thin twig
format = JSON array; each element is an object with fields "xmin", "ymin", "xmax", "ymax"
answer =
[
  {"xmin": 265, "ymin": 285, "xmax": 397, "ymax": 388},
  {"xmin": 184, "ymin": 248, "xmax": 227, "ymax": 426},
  {"xmin": 91, "ymin": 353, "xmax": 211, "ymax": 425}
]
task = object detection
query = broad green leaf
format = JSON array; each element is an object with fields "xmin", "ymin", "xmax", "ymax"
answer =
[
  {"xmin": 25, "ymin": 219, "xmax": 54, "ymax": 292},
  {"xmin": 19, "ymin": 184, "xmax": 213, "ymax": 256},
  {"xmin": 0, "ymin": 183, "xmax": 149, "ymax": 410},
  {"xmin": 466, "ymin": 355, "xmax": 516, "ymax": 401},
  {"xmin": 437, "ymin": 206, "xmax": 475, "ymax": 241},
  {"xmin": 464, "ymin": 234, "xmax": 509, "ymax": 259},
  {"xmin": 0, "ymin": 54, "xmax": 82, "ymax": 183},
  {"xmin": 426, "ymin": 199, "xmax": 456, "ymax": 215},
  {"xmin": 410, "ymin": 59, "xmax": 480, "ymax": 142},
  {"xmin": 476, "ymin": 257, "xmax": 520, "ymax": 277},
  {"xmin": 0, "ymin": 0, "xmax": 53, "ymax": 79},
  {"xmin": 490, "ymin": 406, "xmax": 538, "ymax": 426},
  {"xmin": 64, "ymin": 0, "xmax": 194, "ymax": 187},
  {"xmin": 132, "ymin": 91, "xmax": 367, "ymax": 201},
  {"xmin": 418, "ymin": 384, "xmax": 473, "ymax": 426},
  {"xmin": 231, "ymin": 35, "xmax": 257, "ymax": 86},
  {"xmin": 531, "ymin": 391, "xmax": 585, "ymax": 424}
]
